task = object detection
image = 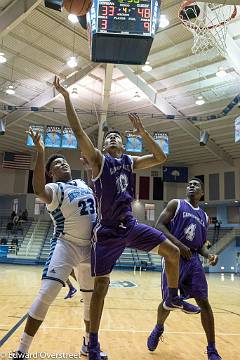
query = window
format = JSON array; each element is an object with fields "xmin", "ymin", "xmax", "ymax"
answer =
[
  {"xmin": 13, "ymin": 199, "xmax": 18, "ymax": 214},
  {"xmin": 144, "ymin": 203, "xmax": 155, "ymax": 221},
  {"xmin": 227, "ymin": 206, "xmax": 240, "ymax": 224}
]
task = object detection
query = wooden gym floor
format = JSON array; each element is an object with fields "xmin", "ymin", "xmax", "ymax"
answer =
[{"xmin": 0, "ymin": 264, "xmax": 239, "ymax": 359}]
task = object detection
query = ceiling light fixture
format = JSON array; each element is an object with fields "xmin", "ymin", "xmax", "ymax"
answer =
[
  {"xmin": 195, "ymin": 95, "xmax": 205, "ymax": 106},
  {"xmin": 0, "ymin": 52, "xmax": 7, "ymax": 63},
  {"xmin": 142, "ymin": 61, "xmax": 152, "ymax": 72},
  {"xmin": 216, "ymin": 67, "xmax": 227, "ymax": 78},
  {"xmin": 68, "ymin": 14, "xmax": 78, "ymax": 24},
  {"xmin": 159, "ymin": 14, "xmax": 170, "ymax": 28},
  {"xmin": 133, "ymin": 91, "xmax": 141, "ymax": 102},
  {"xmin": 67, "ymin": 56, "xmax": 78, "ymax": 68},
  {"xmin": 6, "ymin": 85, "xmax": 15, "ymax": 95}
]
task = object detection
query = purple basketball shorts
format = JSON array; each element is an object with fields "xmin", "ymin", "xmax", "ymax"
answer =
[{"xmin": 91, "ymin": 217, "xmax": 167, "ymax": 276}]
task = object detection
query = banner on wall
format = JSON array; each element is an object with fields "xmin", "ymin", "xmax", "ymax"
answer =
[
  {"xmin": 62, "ymin": 127, "xmax": 78, "ymax": 149},
  {"xmin": 26, "ymin": 125, "xmax": 45, "ymax": 147},
  {"xmin": 45, "ymin": 125, "xmax": 62, "ymax": 148},
  {"xmin": 163, "ymin": 166, "xmax": 188, "ymax": 183},
  {"xmin": 235, "ymin": 116, "xmax": 240, "ymax": 143},
  {"xmin": 125, "ymin": 135, "xmax": 143, "ymax": 153},
  {"xmin": 153, "ymin": 132, "xmax": 169, "ymax": 155}
]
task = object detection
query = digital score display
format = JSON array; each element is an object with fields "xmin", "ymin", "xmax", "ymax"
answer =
[
  {"xmin": 98, "ymin": 0, "xmax": 153, "ymax": 35},
  {"xmin": 87, "ymin": 0, "xmax": 160, "ymax": 64}
]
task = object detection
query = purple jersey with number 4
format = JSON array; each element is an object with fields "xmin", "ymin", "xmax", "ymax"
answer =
[
  {"xmin": 162, "ymin": 199, "xmax": 209, "ymax": 300},
  {"xmin": 168, "ymin": 199, "xmax": 208, "ymax": 251},
  {"xmin": 93, "ymin": 154, "xmax": 134, "ymax": 226}
]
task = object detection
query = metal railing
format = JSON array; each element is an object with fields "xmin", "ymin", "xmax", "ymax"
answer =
[{"xmin": 25, "ymin": 217, "xmax": 42, "ymax": 256}]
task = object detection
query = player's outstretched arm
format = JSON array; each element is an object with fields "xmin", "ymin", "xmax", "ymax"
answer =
[
  {"xmin": 128, "ymin": 113, "xmax": 167, "ymax": 171},
  {"xmin": 26, "ymin": 127, "xmax": 52, "ymax": 204},
  {"xmin": 53, "ymin": 76, "xmax": 102, "ymax": 172},
  {"xmin": 156, "ymin": 199, "xmax": 192, "ymax": 260}
]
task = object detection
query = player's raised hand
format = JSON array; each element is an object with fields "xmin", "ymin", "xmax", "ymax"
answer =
[
  {"xmin": 208, "ymin": 254, "xmax": 218, "ymax": 266},
  {"xmin": 53, "ymin": 76, "xmax": 69, "ymax": 98},
  {"xmin": 26, "ymin": 127, "xmax": 44, "ymax": 153},
  {"xmin": 127, "ymin": 113, "xmax": 145, "ymax": 136}
]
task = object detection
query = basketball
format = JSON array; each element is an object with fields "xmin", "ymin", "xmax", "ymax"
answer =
[
  {"xmin": 179, "ymin": 4, "xmax": 200, "ymax": 21},
  {"xmin": 63, "ymin": 0, "xmax": 93, "ymax": 16}
]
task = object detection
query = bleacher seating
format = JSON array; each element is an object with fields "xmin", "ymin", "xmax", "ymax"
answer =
[{"xmin": 0, "ymin": 214, "xmax": 237, "ymax": 270}]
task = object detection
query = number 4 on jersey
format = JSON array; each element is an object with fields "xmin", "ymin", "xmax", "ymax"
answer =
[{"xmin": 184, "ymin": 223, "xmax": 196, "ymax": 242}]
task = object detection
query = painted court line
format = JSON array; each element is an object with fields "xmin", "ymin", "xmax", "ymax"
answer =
[
  {"xmin": 0, "ymin": 313, "xmax": 28, "ymax": 347},
  {"xmin": 41, "ymin": 326, "xmax": 240, "ymax": 336}
]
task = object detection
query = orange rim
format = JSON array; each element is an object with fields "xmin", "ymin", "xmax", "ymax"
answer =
[{"xmin": 178, "ymin": 0, "xmax": 237, "ymax": 30}]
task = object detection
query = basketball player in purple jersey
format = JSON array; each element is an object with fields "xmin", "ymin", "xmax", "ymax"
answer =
[
  {"xmin": 148, "ymin": 178, "xmax": 221, "ymax": 360},
  {"xmin": 53, "ymin": 76, "xmax": 199, "ymax": 360}
]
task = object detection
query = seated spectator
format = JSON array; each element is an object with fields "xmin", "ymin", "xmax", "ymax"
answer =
[
  {"xmin": 205, "ymin": 240, "xmax": 212, "ymax": 250},
  {"xmin": 13, "ymin": 215, "xmax": 19, "ymax": 225},
  {"xmin": 6, "ymin": 221, "xmax": 13, "ymax": 235},
  {"xmin": 0, "ymin": 237, "xmax": 7, "ymax": 245},
  {"xmin": 21, "ymin": 209, "xmax": 28, "ymax": 221},
  {"xmin": 10, "ymin": 210, "xmax": 16, "ymax": 221},
  {"xmin": 11, "ymin": 237, "xmax": 19, "ymax": 252}
]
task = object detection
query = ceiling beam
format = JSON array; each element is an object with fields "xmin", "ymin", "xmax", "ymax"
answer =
[
  {"xmin": 118, "ymin": 64, "xmax": 234, "ymax": 166},
  {"xmin": 97, "ymin": 64, "xmax": 114, "ymax": 149},
  {"xmin": 4, "ymin": 62, "xmax": 100, "ymax": 128},
  {"xmin": 0, "ymin": 0, "xmax": 42, "ymax": 39},
  {"xmin": 225, "ymin": 32, "xmax": 240, "ymax": 75}
]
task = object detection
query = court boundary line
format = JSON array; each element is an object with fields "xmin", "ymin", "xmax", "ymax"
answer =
[
  {"xmin": 0, "ymin": 313, "xmax": 28, "ymax": 348},
  {"xmin": 41, "ymin": 326, "xmax": 240, "ymax": 336}
]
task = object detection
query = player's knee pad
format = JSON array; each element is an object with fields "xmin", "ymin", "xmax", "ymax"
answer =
[
  {"xmin": 28, "ymin": 279, "xmax": 62, "ymax": 321},
  {"xmin": 80, "ymin": 288, "xmax": 94, "ymax": 322}
]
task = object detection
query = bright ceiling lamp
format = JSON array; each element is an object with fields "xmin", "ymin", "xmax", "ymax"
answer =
[
  {"xmin": 159, "ymin": 14, "xmax": 169, "ymax": 28},
  {"xmin": 67, "ymin": 56, "xmax": 78, "ymax": 68},
  {"xmin": 195, "ymin": 95, "xmax": 205, "ymax": 106},
  {"xmin": 142, "ymin": 61, "xmax": 152, "ymax": 72},
  {"xmin": 6, "ymin": 85, "xmax": 15, "ymax": 95},
  {"xmin": 133, "ymin": 91, "xmax": 142, "ymax": 102},
  {"xmin": 68, "ymin": 14, "xmax": 78, "ymax": 24},
  {"xmin": 216, "ymin": 67, "xmax": 227, "ymax": 78},
  {"xmin": 0, "ymin": 52, "xmax": 7, "ymax": 63}
]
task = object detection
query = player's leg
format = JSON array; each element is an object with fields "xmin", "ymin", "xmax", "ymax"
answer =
[
  {"xmin": 127, "ymin": 222, "xmax": 184, "ymax": 309},
  {"xmin": 76, "ymin": 245, "xmax": 108, "ymax": 359},
  {"xmin": 147, "ymin": 300, "xmax": 169, "ymax": 352},
  {"xmin": 89, "ymin": 225, "xmax": 125, "ymax": 360},
  {"xmin": 15, "ymin": 240, "xmax": 73, "ymax": 357},
  {"xmin": 64, "ymin": 270, "xmax": 77, "ymax": 299},
  {"xmin": 195, "ymin": 298, "xmax": 221, "ymax": 360}
]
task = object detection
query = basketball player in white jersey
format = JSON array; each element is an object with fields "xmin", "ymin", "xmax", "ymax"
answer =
[{"xmin": 14, "ymin": 128, "xmax": 106, "ymax": 359}]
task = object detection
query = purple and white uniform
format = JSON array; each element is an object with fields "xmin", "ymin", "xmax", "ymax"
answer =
[
  {"xmin": 162, "ymin": 199, "xmax": 209, "ymax": 300},
  {"xmin": 92, "ymin": 153, "xmax": 166, "ymax": 276}
]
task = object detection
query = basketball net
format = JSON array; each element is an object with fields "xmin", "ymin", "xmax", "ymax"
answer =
[{"xmin": 178, "ymin": 1, "xmax": 237, "ymax": 57}]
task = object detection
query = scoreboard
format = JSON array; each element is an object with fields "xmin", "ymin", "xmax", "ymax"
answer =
[{"xmin": 87, "ymin": 0, "xmax": 160, "ymax": 64}]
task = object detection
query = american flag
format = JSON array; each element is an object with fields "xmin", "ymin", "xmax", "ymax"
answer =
[{"xmin": 2, "ymin": 152, "xmax": 32, "ymax": 170}]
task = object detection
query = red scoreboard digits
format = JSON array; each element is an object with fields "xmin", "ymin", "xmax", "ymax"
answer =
[
  {"xmin": 98, "ymin": 0, "xmax": 153, "ymax": 34},
  {"xmin": 137, "ymin": 8, "xmax": 151, "ymax": 18}
]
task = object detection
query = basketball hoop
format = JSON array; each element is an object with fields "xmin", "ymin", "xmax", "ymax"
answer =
[{"xmin": 178, "ymin": 1, "xmax": 237, "ymax": 56}]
